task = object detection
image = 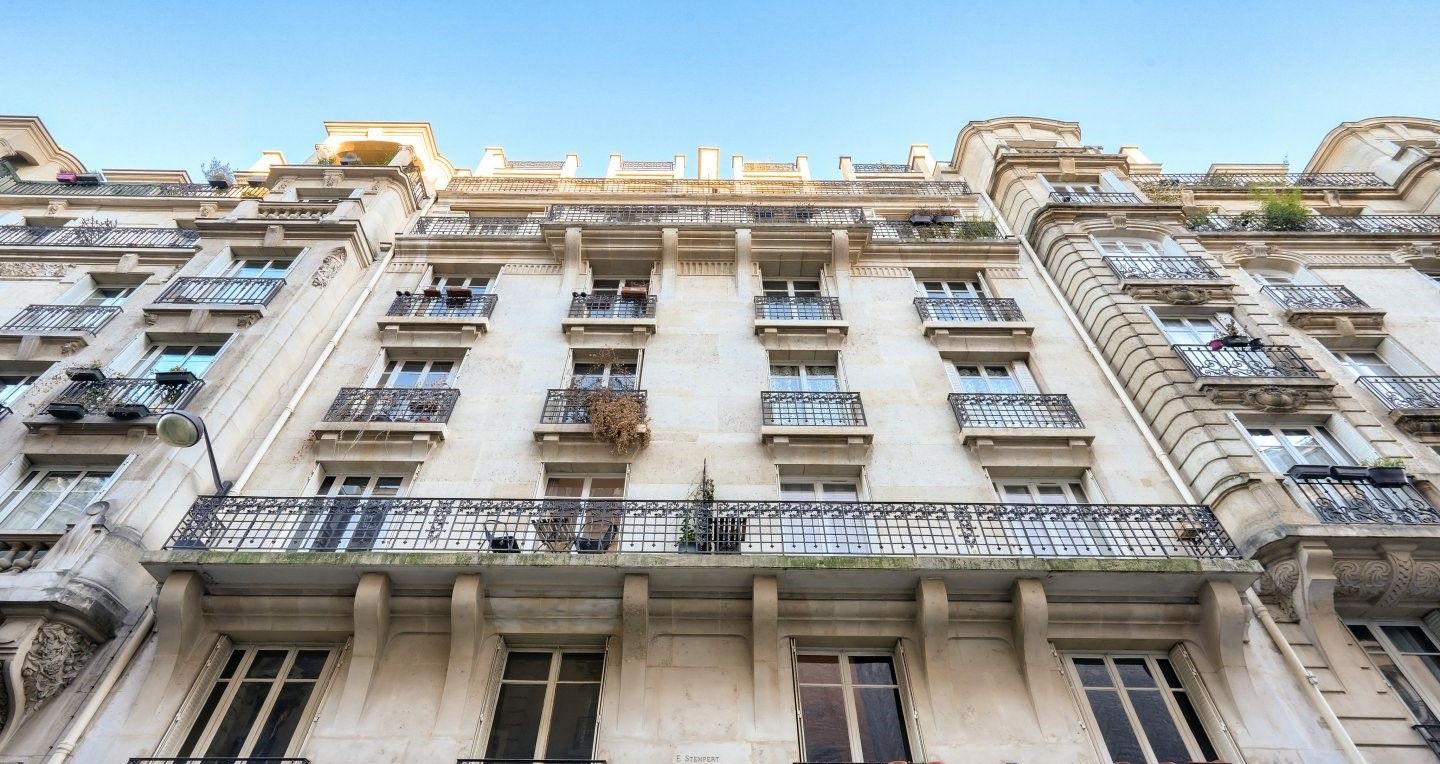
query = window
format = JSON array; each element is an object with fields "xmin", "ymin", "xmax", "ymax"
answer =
[
  {"xmin": 133, "ymin": 343, "xmax": 224, "ymax": 378},
  {"xmin": 997, "ymin": 479, "xmax": 1089, "ymax": 504},
  {"xmin": 1348, "ymin": 622, "xmax": 1440, "ymax": 726},
  {"xmin": 0, "ymin": 467, "xmax": 114, "ymax": 531},
  {"xmin": 376, "ymin": 359, "xmax": 454, "ymax": 388},
  {"xmin": 1246, "ymin": 267, "xmax": 1309, "ymax": 287},
  {"xmin": 920, "ymin": 279, "xmax": 986, "ymax": 299},
  {"xmin": 544, "ymin": 475, "xmax": 625, "ymax": 499},
  {"xmin": 538, "ymin": 475, "xmax": 624, "ymax": 553},
  {"xmin": 770, "ymin": 363, "xmax": 839, "ymax": 393},
  {"xmin": 1156, "ymin": 314, "xmax": 1231, "ymax": 345},
  {"xmin": 780, "ymin": 479, "xmax": 867, "ymax": 554},
  {"xmin": 793, "ymin": 651, "xmax": 913, "ymax": 763},
  {"xmin": 762, "ymin": 279, "xmax": 822, "ymax": 298},
  {"xmin": 1331, "ymin": 349, "xmax": 1398, "ymax": 378},
  {"xmin": 1096, "ymin": 238, "xmax": 1165, "ymax": 258},
  {"xmin": 298, "ymin": 474, "xmax": 404, "ymax": 552},
  {"xmin": 591, "ymin": 277, "xmax": 649, "ymax": 296},
  {"xmin": 79, "ymin": 285, "xmax": 135, "ymax": 307},
  {"xmin": 1045, "ymin": 179, "xmax": 1101, "ymax": 197},
  {"xmin": 571, "ymin": 358, "xmax": 637, "ymax": 391},
  {"xmin": 1068, "ymin": 654, "xmax": 1220, "ymax": 763},
  {"xmin": 176, "ymin": 647, "xmax": 335, "ymax": 760},
  {"xmin": 1244, "ymin": 424, "xmax": 1349, "ymax": 472},
  {"xmin": 0, "ymin": 373, "xmax": 38, "ymax": 408},
  {"xmin": 484, "ymin": 650, "xmax": 604, "ymax": 761},
  {"xmin": 951, "ymin": 363, "xmax": 1023, "ymax": 394},
  {"xmin": 430, "ymin": 273, "xmax": 490, "ymax": 292},
  {"xmin": 226, "ymin": 258, "xmax": 292, "ymax": 279}
]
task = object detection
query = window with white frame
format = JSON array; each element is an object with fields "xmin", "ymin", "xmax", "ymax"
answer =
[
  {"xmin": 996, "ymin": 478, "xmax": 1090, "ymax": 504},
  {"xmin": 1154, "ymin": 313, "xmax": 1233, "ymax": 346},
  {"xmin": 793, "ymin": 651, "xmax": 914, "ymax": 763},
  {"xmin": 483, "ymin": 650, "xmax": 605, "ymax": 761},
  {"xmin": 544, "ymin": 474, "xmax": 625, "ymax": 499},
  {"xmin": 1096, "ymin": 237, "xmax": 1166, "ymax": 258},
  {"xmin": 1243, "ymin": 424, "xmax": 1350, "ymax": 472},
  {"xmin": 1040, "ymin": 176, "xmax": 1101, "ymax": 197},
  {"xmin": 1067, "ymin": 654, "xmax": 1220, "ymax": 764},
  {"xmin": 0, "ymin": 372, "xmax": 39, "ymax": 409},
  {"xmin": 429, "ymin": 273, "xmax": 490, "ymax": 292},
  {"xmin": 375, "ymin": 359, "xmax": 455, "ymax": 389},
  {"xmin": 299, "ymin": 474, "xmax": 405, "ymax": 552},
  {"xmin": 950, "ymin": 362, "xmax": 1031, "ymax": 394},
  {"xmin": 761, "ymin": 278, "xmax": 827, "ymax": 320},
  {"xmin": 540, "ymin": 474, "xmax": 624, "ymax": 552},
  {"xmin": 1331, "ymin": 348, "xmax": 1400, "ymax": 378},
  {"xmin": 1348, "ymin": 622, "xmax": 1440, "ymax": 727},
  {"xmin": 79, "ymin": 285, "xmax": 136, "ymax": 307},
  {"xmin": 226, "ymin": 257, "xmax": 293, "ymax": 279},
  {"xmin": 769, "ymin": 363, "xmax": 840, "ymax": 393},
  {"xmin": 779, "ymin": 478, "xmax": 866, "ymax": 554},
  {"xmin": 763, "ymin": 279, "xmax": 822, "ymax": 298},
  {"xmin": 571, "ymin": 355, "xmax": 638, "ymax": 391},
  {"xmin": 131, "ymin": 343, "xmax": 225, "ymax": 378},
  {"xmin": 919, "ymin": 279, "xmax": 986, "ymax": 299},
  {"xmin": 175, "ymin": 646, "xmax": 336, "ymax": 760},
  {"xmin": 591, "ymin": 277, "xmax": 649, "ymax": 296},
  {"xmin": 0, "ymin": 467, "xmax": 115, "ymax": 531}
]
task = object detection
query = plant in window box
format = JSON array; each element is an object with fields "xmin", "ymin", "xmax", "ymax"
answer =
[
  {"xmin": 68, "ymin": 216, "xmax": 116, "ymax": 246},
  {"xmin": 1286, "ymin": 464, "xmax": 1332, "ymax": 481},
  {"xmin": 202, "ymin": 158, "xmax": 234, "ymax": 190},
  {"xmin": 1250, "ymin": 187, "xmax": 1310, "ymax": 231},
  {"xmin": 1360, "ymin": 456, "xmax": 1410, "ymax": 486},
  {"xmin": 65, "ymin": 366, "xmax": 107, "ymax": 382},
  {"xmin": 106, "ymin": 402, "xmax": 152, "ymax": 420},
  {"xmin": 1329, "ymin": 465, "xmax": 1371, "ymax": 481},
  {"xmin": 1206, "ymin": 319, "xmax": 1260, "ymax": 351},
  {"xmin": 618, "ymin": 283, "xmax": 649, "ymax": 300},
  {"xmin": 155, "ymin": 367, "xmax": 197, "ymax": 386},
  {"xmin": 581, "ymin": 386, "xmax": 650, "ymax": 455}
]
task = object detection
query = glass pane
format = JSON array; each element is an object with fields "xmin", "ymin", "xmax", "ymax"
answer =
[
  {"xmin": 289, "ymin": 650, "xmax": 329, "ymax": 680},
  {"xmin": 337, "ymin": 477, "xmax": 370, "ymax": 496},
  {"xmin": 799, "ymin": 685, "xmax": 851, "ymax": 762},
  {"xmin": 1127, "ymin": 686, "xmax": 1192, "ymax": 763},
  {"xmin": 1248, "ymin": 429, "xmax": 1297, "ymax": 472},
  {"xmin": 781, "ymin": 483, "xmax": 818, "ymax": 501},
  {"xmin": 1157, "ymin": 658, "xmax": 1184, "ymax": 689},
  {"xmin": 249, "ymin": 681, "xmax": 315, "ymax": 757},
  {"xmin": 821, "ymin": 484, "xmax": 859, "ymax": 502},
  {"xmin": 1072, "ymin": 657, "xmax": 1112, "ymax": 687},
  {"xmin": 588, "ymin": 478, "xmax": 625, "ymax": 498},
  {"xmin": 1, "ymin": 472, "xmax": 76, "ymax": 529},
  {"xmin": 1001, "ymin": 485, "xmax": 1036, "ymax": 504},
  {"xmin": 544, "ymin": 682, "xmax": 602, "ymax": 758},
  {"xmin": 177, "ymin": 682, "xmax": 230, "ymax": 756},
  {"xmin": 485, "ymin": 682, "xmax": 546, "ymax": 758},
  {"xmin": 1384, "ymin": 625, "xmax": 1440, "ymax": 654},
  {"xmin": 503, "ymin": 652, "xmax": 555, "ymax": 681},
  {"xmin": 1283, "ymin": 429, "xmax": 1338, "ymax": 466},
  {"xmin": 545, "ymin": 478, "xmax": 585, "ymax": 498},
  {"xmin": 203, "ymin": 681, "xmax": 269, "ymax": 757},
  {"xmin": 1113, "ymin": 658, "xmax": 1158, "ymax": 688},
  {"xmin": 796, "ymin": 654, "xmax": 841, "ymax": 684},
  {"xmin": 1172, "ymin": 690, "xmax": 1220, "ymax": 761},
  {"xmin": 370, "ymin": 478, "xmax": 402, "ymax": 497},
  {"xmin": 854, "ymin": 686, "xmax": 911, "ymax": 763},
  {"xmin": 1084, "ymin": 688, "xmax": 1147, "ymax": 764},
  {"xmin": 849, "ymin": 656, "xmax": 897, "ymax": 685},
  {"xmin": 220, "ymin": 650, "xmax": 246, "ymax": 679},
  {"xmin": 246, "ymin": 650, "xmax": 288, "ymax": 679},
  {"xmin": 558, "ymin": 652, "xmax": 605, "ymax": 682}
]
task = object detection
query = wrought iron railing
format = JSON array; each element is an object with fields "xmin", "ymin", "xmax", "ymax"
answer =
[
  {"xmin": 755, "ymin": 296, "xmax": 843, "ymax": 321},
  {"xmin": 443, "ymin": 177, "xmax": 972, "ymax": 196},
  {"xmin": 387, "ymin": 293, "xmax": 498, "ymax": 319},
  {"xmin": 164, "ymin": 496, "xmax": 1239, "ymax": 559},
  {"xmin": 568, "ymin": 293, "xmax": 657, "ymax": 319},
  {"xmin": 949, "ymin": 393, "xmax": 1085, "ymax": 429},
  {"xmin": 1048, "ymin": 191, "xmax": 1143, "ymax": 204},
  {"xmin": 410, "ymin": 216, "xmax": 542, "ymax": 237},
  {"xmin": 0, "ymin": 224, "xmax": 200, "ymax": 248},
  {"xmin": 0, "ymin": 174, "xmax": 264, "ymax": 198},
  {"xmin": 547, "ymin": 204, "xmax": 866, "ymax": 226},
  {"xmin": 1186, "ymin": 214, "xmax": 1440, "ymax": 234},
  {"xmin": 621, "ymin": 160, "xmax": 674, "ymax": 171},
  {"xmin": 1104, "ymin": 256, "xmax": 1221, "ymax": 280},
  {"xmin": 869, "ymin": 219, "xmax": 1002, "ymax": 241},
  {"xmin": 1289, "ymin": 476, "xmax": 1440, "ymax": 524},
  {"xmin": 0, "ymin": 531, "xmax": 60, "ymax": 573},
  {"xmin": 1359, "ymin": 376, "xmax": 1440, "ymax": 411},
  {"xmin": 1132, "ymin": 173, "xmax": 1390, "ymax": 189},
  {"xmin": 127, "ymin": 759, "xmax": 309, "ymax": 764},
  {"xmin": 540, "ymin": 388, "xmax": 647, "ymax": 424},
  {"xmin": 324, "ymin": 387, "xmax": 460, "ymax": 424},
  {"xmin": 761, "ymin": 391, "xmax": 866, "ymax": 427},
  {"xmin": 853, "ymin": 162, "xmax": 911, "ymax": 173},
  {"xmin": 155, "ymin": 277, "xmax": 284, "ymax": 306},
  {"xmin": 0, "ymin": 304, "xmax": 121, "ymax": 333},
  {"xmin": 1173, "ymin": 345, "xmax": 1318, "ymax": 379},
  {"xmin": 1261, "ymin": 284, "xmax": 1370, "ymax": 310},
  {"xmin": 913, "ymin": 297, "xmax": 1024, "ymax": 323},
  {"xmin": 402, "ymin": 162, "xmax": 428, "ymax": 209},
  {"xmin": 45, "ymin": 377, "xmax": 204, "ymax": 419},
  {"xmin": 459, "ymin": 760, "xmax": 605, "ymax": 764}
]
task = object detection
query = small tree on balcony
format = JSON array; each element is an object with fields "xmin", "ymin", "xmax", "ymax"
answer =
[{"xmin": 1250, "ymin": 187, "xmax": 1309, "ymax": 231}]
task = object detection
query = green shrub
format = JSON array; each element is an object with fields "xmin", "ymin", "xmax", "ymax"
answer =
[{"xmin": 1249, "ymin": 187, "xmax": 1309, "ymax": 231}]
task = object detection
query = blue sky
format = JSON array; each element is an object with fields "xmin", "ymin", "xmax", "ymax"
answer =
[{"xmin": 8, "ymin": 1, "xmax": 1438, "ymax": 178}]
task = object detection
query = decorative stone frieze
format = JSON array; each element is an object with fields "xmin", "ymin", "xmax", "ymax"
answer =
[{"xmin": 21, "ymin": 621, "xmax": 96, "ymax": 708}]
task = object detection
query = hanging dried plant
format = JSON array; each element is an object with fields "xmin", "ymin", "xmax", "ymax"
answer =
[{"xmin": 582, "ymin": 387, "xmax": 650, "ymax": 455}]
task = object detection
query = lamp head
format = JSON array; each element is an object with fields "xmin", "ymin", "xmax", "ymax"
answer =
[{"xmin": 156, "ymin": 410, "xmax": 205, "ymax": 448}]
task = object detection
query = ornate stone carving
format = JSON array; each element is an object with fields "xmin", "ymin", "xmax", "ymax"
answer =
[
  {"xmin": 59, "ymin": 341, "xmax": 82, "ymax": 356},
  {"xmin": 46, "ymin": 199, "xmax": 68, "ymax": 216},
  {"xmin": 1240, "ymin": 385, "xmax": 1310, "ymax": 412},
  {"xmin": 310, "ymin": 247, "xmax": 347, "ymax": 287},
  {"xmin": 1158, "ymin": 285, "xmax": 1208, "ymax": 305},
  {"xmin": 322, "ymin": 169, "xmax": 344, "ymax": 188},
  {"xmin": 21, "ymin": 622, "xmax": 96, "ymax": 707},
  {"xmin": 1333, "ymin": 560, "xmax": 1391, "ymax": 600},
  {"xmin": 1254, "ymin": 558, "xmax": 1300, "ymax": 621},
  {"xmin": 143, "ymin": 313, "xmax": 158, "ymax": 326},
  {"xmin": 0, "ymin": 262, "xmax": 72, "ymax": 279},
  {"xmin": 197, "ymin": 202, "xmax": 219, "ymax": 219},
  {"xmin": 272, "ymin": 178, "xmax": 291, "ymax": 193},
  {"xmin": 236, "ymin": 314, "xmax": 257, "ymax": 328}
]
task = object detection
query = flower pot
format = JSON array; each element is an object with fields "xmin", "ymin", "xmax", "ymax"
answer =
[
  {"xmin": 423, "ymin": 287, "xmax": 443, "ymax": 298},
  {"xmin": 1329, "ymin": 465, "xmax": 1371, "ymax": 482},
  {"xmin": 676, "ymin": 540, "xmax": 700, "ymax": 554},
  {"xmin": 207, "ymin": 175, "xmax": 232, "ymax": 190},
  {"xmin": 75, "ymin": 173, "xmax": 103, "ymax": 185},
  {"xmin": 1206, "ymin": 339, "xmax": 1226, "ymax": 351},
  {"xmin": 619, "ymin": 286, "xmax": 649, "ymax": 299},
  {"xmin": 488, "ymin": 536, "xmax": 520, "ymax": 552},
  {"xmin": 934, "ymin": 214, "xmax": 959, "ymax": 225},
  {"xmin": 909, "ymin": 213, "xmax": 934, "ymax": 226},
  {"xmin": 444, "ymin": 286, "xmax": 473, "ymax": 299},
  {"xmin": 66, "ymin": 367, "xmax": 106, "ymax": 382},
  {"xmin": 107, "ymin": 403, "xmax": 152, "ymax": 420},
  {"xmin": 1368, "ymin": 467, "xmax": 1410, "ymax": 487},
  {"xmin": 155, "ymin": 370, "xmax": 197, "ymax": 386},
  {"xmin": 1286, "ymin": 464, "xmax": 1332, "ymax": 481},
  {"xmin": 45, "ymin": 402, "xmax": 87, "ymax": 420},
  {"xmin": 1220, "ymin": 336, "xmax": 1255, "ymax": 348},
  {"xmin": 55, "ymin": 171, "xmax": 77, "ymax": 184}
]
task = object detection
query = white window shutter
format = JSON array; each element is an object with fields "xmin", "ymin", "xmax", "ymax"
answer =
[
  {"xmin": 1011, "ymin": 360, "xmax": 1041, "ymax": 393},
  {"xmin": 1099, "ymin": 170, "xmax": 1127, "ymax": 193},
  {"xmin": 942, "ymin": 361, "xmax": 965, "ymax": 392}
]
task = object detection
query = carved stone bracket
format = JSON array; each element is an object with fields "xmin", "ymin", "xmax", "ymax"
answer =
[
  {"xmin": 1261, "ymin": 544, "xmax": 1440, "ymax": 616},
  {"xmin": 310, "ymin": 247, "xmax": 347, "ymax": 287},
  {"xmin": 21, "ymin": 621, "xmax": 97, "ymax": 708},
  {"xmin": 197, "ymin": 202, "xmax": 218, "ymax": 219},
  {"xmin": 1254, "ymin": 558, "xmax": 1300, "ymax": 621},
  {"xmin": 46, "ymin": 199, "xmax": 68, "ymax": 217}
]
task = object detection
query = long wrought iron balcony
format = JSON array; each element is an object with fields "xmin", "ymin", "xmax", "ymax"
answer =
[
  {"xmin": 1132, "ymin": 172, "xmax": 1390, "ymax": 189},
  {"xmin": 547, "ymin": 204, "xmax": 865, "ymax": 226},
  {"xmin": 324, "ymin": 387, "xmax": 460, "ymax": 424},
  {"xmin": 387, "ymin": 292, "xmax": 498, "ymax": 319},
  {"xmin": 164, "ymin": 496, "xmax": 1239, "ymax": 559},
  {"xmin": 128, "ymin": 759, "xmax": 309, "ymax": 764},
  {"xmin": 1288, "ymin": 473, "xmax": 1440, "ymax": 525},
  {"xmin": 0, "ymin": 304, "xmax": 121, "ymax": 333},
  {"xmin": 569, "ymin": 293, "xmax": 656, "ymax": 319},
  {"xmin": 1048, "ymin": 191, "xmax": 1143, "ymax": 204},
  {"xmin": 949, "ymin": 393, "xmax": 1084, "ymax": 429},
  {"xmin": 870, "ymin": 219, "xmax": 1002, "ymax": 241},
  {"xmin": 443, "ymin": 177, "xmax": 971, "ymax": 196},
  {"xmin": 0, "ymin": 224, "xmax": 201, "ymax": 248},
  {"xmin": 913, "ymin": 297, "xmax": 1024, "ymax": 323},
  {"xmin": 1187, "ymin": 214, "xmax": 1440, "ymax": 234},
  {"xmin": 154, "ymin": 277, "xmax": 284, "ymax": 306},
  {"xmin": 0, "ymin": 173, "xmax": 264, "ymax": 199},
  {"xmin": 761, "ymin": 391, "xmax": 866, "ymax": 427},
  {"xmin": 1261, "ymin": 284, "xmax": 1369, "ymax": 310},
  {"xmin": 755, "ymin": 296, "xmax": 842, "ymax": 321},
  {"xmin": 1174, "ymin": 345, "xmax": 1318, "ymax": 379},
  {"xmin": 43, "ymin": 377, "xmax": 204, "ymax": 420},
  {"xmin": 1104, "ymin": 256, "xmax": 1221, "ymax": 281},
  {"xmin": 1360, "ymin": 376, "xmax": 1440, "ymax": 411},
  {"xmin": 540, "ymin": 388, "xmax": 647, "ymax": 424},
  {"xmin": 410, "ymin": 216, "xmax": 541, "ymax": 237}
]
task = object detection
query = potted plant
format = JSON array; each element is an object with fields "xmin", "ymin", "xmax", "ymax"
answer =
[
  {"xmin": 1328, "ymin": 465, "xmax": 1371, "ymax": 481},
  {"xmin": 908, "ymin": 211, "xmax": 934, "ymax": 226},
  {"xmin": 66, "ymin": 367, "xmax": 107, "ymax": 382},
  {"xmin": 55, "ymin": 170, "xmax": 77, "ymax": 184},
  {"xmin": 444, "ymin": 286, "xmax": 473, "ymax": 300},
  {"xmin": 45, "ymin": 401, "xmax": 87, "ymax": 420},
  {"xmin": 106, "ymin": 403, "xmax": 152, "ymax": 420},
  {"xmin": 676, "ymin": 509, "xmax": 699, "ymax": 553},
  {"xmin": 1361, "ymin": 457, "xmax": 1410, "ymax": 487},
  {"xmin": 202, "ymin": 159, "xmax": 234, "ymax": 190},
  {"xmin": 422, "ymin": 285, "xmax": 444, "ymax": 299},
  {"xmin": 934, "ymin": 212, "xmax": 959, "ymax": 225},
  {"xmin": 1208, "ymin": 320, "xmax": 1257, "ymax": 351},
  {"xmin": 1251, "ymin": 187, "xmax": 1310, "ymax": 232},
  {"xmin": 483, "ymin": 520, "xmax": 520, "ymax": 552},
  {"xmin": 155, "ymin": 367, "xmax": 197, "ymax": 386},
  {"xmin": 619, "ymin": 283, "xmax": 649, "ymax": 300},
  {"xmin": 1286, "ymin": 464, "xmax": 1332, "ymax": 481}
]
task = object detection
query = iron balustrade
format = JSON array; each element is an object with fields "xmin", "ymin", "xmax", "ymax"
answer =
[
  {"xmin": 1173, "ymin": 344, "xmax": 1319, "ymax": 379},
  {"xmin": 761, "ymin": 391, "xmax": 866, "ymax": 427},
  {"xmin": 568, "ymin": 293, "xmax": 657, "ymax": 319},
  {"xmin": 852, "ymin": 163, "xmax": 912, "ymax": 173},
  {"xmin": 547, "ymin": 204, "xmax": 866, "ymax": 227},
  {"xmin": 1289, "ymin": 475, "xmax": 1440, "ymax": 524},
  {"xmin": 869, "ymin": 219, "xmax": 1002, "ymax": 241},
  {"xmin": 443, "ymin": 177, "xmax": 972, "ymax": 196},
  {"xmin": 410, "ymin": 216, "xmax": 542, "ymax": 237},
  {"xmin": 155, "ymin": 277, "xmax": 284, "ymax": 306},
  {"xmin": 754, "ymin": 296, "xmax": 843, "ymax": 321},
  {"xmin": 997, "ymin": 145, "xmax": 1105, "ymax": 156},
  {"xmin": 0, "ymin": 224, "xmax": 200, "ymax": 248},
  {"xmin": 1104, "ymin": 256, "xmax": 1221, "ymax": 280},
  {"xmin": 1048, "ymin": 191, "xmax": 1143, "ymax": 204},
  {"xmin": 913, "ymin": 297, "xmax": 1024, "ymax": 323},
  {"xmin": 540, "ymin": 388, "xmax": 646, "ymax": 425},
  {"xmin": 1359, "ymin": 376, "xmax": 1440, "ymax": 410},
  {"xmin": 402, "ymin": 163, "xmax": 428, "ymax": 209},
  {"xmin": 1186, "ymin": 214, "xmax": 1440, "ymax": 234},
  {"xmin": 949, "ymin": 393, "xmax": 1085, "ymax": 429},
  {"xmin": 164, "ymin": 496, "xmax": 1240, "ymax": 559},
  {"xmin": 46, "ymin": 377, "xmax": 204, "ymax": 418},
  {"xmin": 1, "ymin": 304, "xmax": 120, "ymax": 333},
  {"xmin": 621, "ymin": 160, "xmax": 674, "ymax": 171},
  {"xmin": 1132, "ymin": 173, "xmax": 1390, "ymax": 189},
  {"xmin": 0, "ymin": 405, "xmax": 8, "ymax": 421},
  {"xmin": 0, "ymin": 173, "xmax": 264, "ymax": 199},
  {"xmin": 324, "ymin": 387, "xmax": 460, "ymax": 424},
  {"xmin": 1261, "ymin": 284, "xmax": 1370, "ymax": 310},
  {"xmin": 127, "ymin": 759, "xmax": 309, "ymax": 764},
  {"xmin": 387, "ymin": 293, "xmax": 498, "ymax": 319}
]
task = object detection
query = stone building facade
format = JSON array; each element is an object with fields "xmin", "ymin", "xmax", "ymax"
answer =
[{"xmin": 0, "ymin": 114, "xmax": 1436, "ymax": 763}]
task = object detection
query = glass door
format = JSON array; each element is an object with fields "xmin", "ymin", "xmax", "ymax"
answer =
[{"xmin": 780, "ymin": 480, "xmax": 869, "ymax": 554}]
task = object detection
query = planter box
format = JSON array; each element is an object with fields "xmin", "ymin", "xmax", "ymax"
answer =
[
  {"xmin": 155, "ymin": 370, "xmax": 197, "ymax": 386},
  {"xmin": 934, "ymin": 214, "xmax": 958, "ymax": 225},
  {"xmin": 423, "ymin": 287, "xmax": 444, "ymax": 298},
  {"xmin": 1286, "ymin": 464, "xmax": 1332, "ymax": 481},
  {"xmin": 106, "ymin": 403, "xmax": 152, "ymax": 420},
  {"xmin": 676, "ymin": 541, "xmax": 700, "ymax": 554},
  {"xmin": 1329, "ymin": 465, "xmax": 1371, "ymax": 481},
  {"xmin": 55, "ymin": 171, "xmax": 77, "ymax": 184},
  {"xmin": 444, "ymin": 287, "xmax": 473, "ymax": 299},
  {"xmin": 488, "ymin": 536, "xmax": 520, "ymax": 552},
  {"xmin": 45, "ymin": 403, "xmax": 87, "ymax": 420},
  {"xmin": 909, "ymin": 213, "xmax": 934, "ymax": 225},
  {"xmin": 66, "ymin": 367, "xmax": 106, "ymax": 382},
  {"xmin": 1368, "ymin": 467, "xmax": 1410, "ymax": 487}
]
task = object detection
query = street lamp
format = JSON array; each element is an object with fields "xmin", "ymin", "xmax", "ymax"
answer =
[{"xmin": 156, "ymin": 410, "xmax": 232, "ymax": 496}]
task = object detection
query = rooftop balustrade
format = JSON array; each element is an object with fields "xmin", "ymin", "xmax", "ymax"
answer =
[
  {"xmin": 1132, "ymin": 172, "xmax": 1389, "ymax": 189},
  {"xmin": 443, "ymin": 177, "xmax": 972, "ymax": 196}
]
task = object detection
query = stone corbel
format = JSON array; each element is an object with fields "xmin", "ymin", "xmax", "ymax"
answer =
[
  {"xmin": 262, "ymin": 225, "xmax": 285, "ymax": 248},
  {"xmin": 619, "ymin": 574, "xmax": 649, "ymax": 735},
  {"xmin": 133, "ymin": 571, "xmax": 212, "ymax": 726},
  {"xmin": 436, "ymin": 574, "xmax": 488, "ymax": 733},
  {"xmin": 335, "ymin": 572, "xmax": 391, "ymax": 725},
  {"xmin": 912, "ymin": 579, "xmax": 951, "ymax": 730},
  {"xmin": 751, "ymin": 575, "xmax": 781, "ymax": 736},
  {"xmin": 1057, "ymin": 157, "xmax": 1078, "ymax": 179},
  {"xmin": 1011, "ymin": 578, "xmax": 1069, "ymax": 735},
  {"xmin": 1196, "ymin": 580, "xmax": 1259, "ymax": 740},
  {"xmin": 46, "ymin": 199, "xmax": 67, "ymax": 217},
  {"xmin": 1107, "ymin": 212, "xmax": 1128, "ymax": 228}
]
